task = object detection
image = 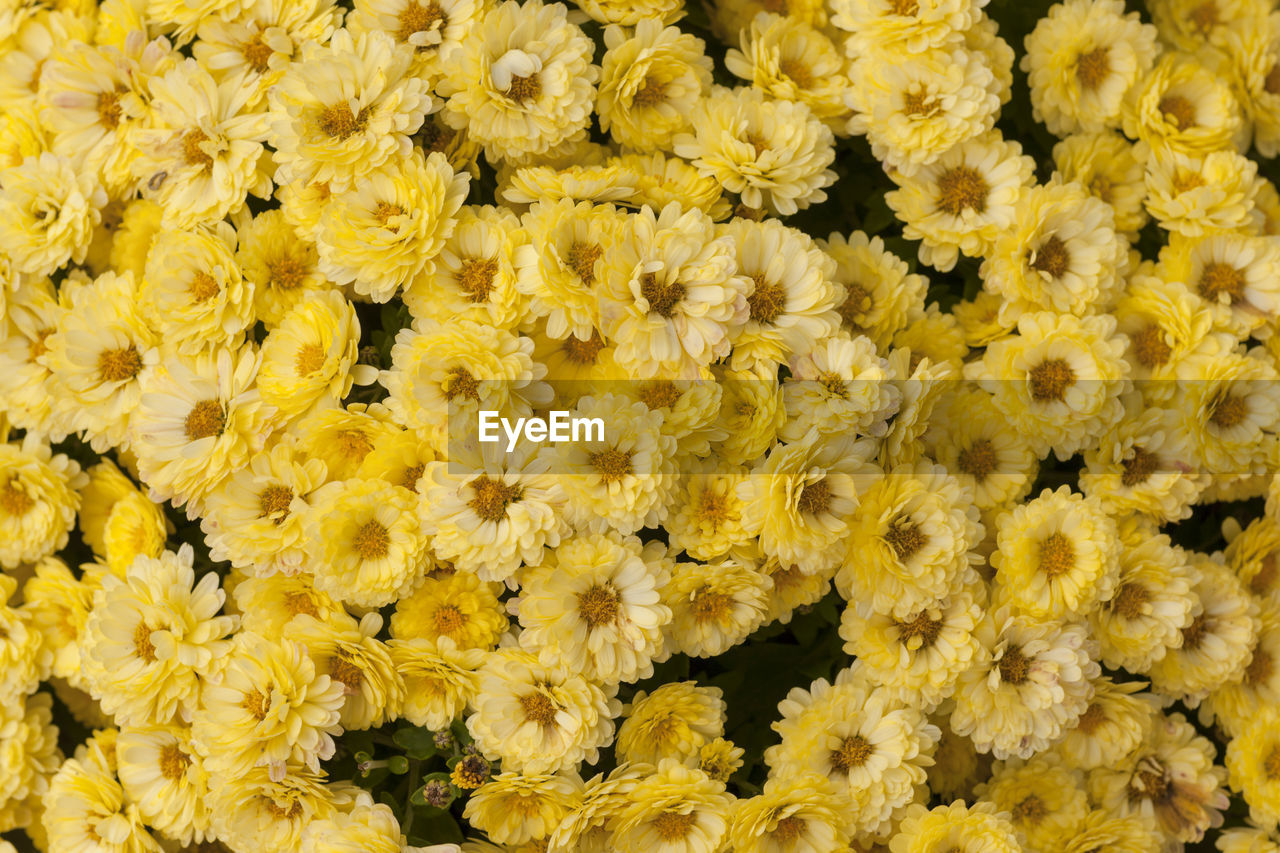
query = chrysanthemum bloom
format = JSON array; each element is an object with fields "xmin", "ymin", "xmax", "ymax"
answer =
[
  {"xmin": 546, "ymin": 764, "xmax": 647, "ymax": 853},
  {"xmin": 981, "ymin": 181, "xmax": 1128, "ymax": 324},
  {"xmin": 22, "ymin": 558, "xmax": 98, "ymax": 685},
  {"xmin": 832, "ymin": 0, "xmax": 980, "ymax": 57},
  {"xmin": 888, "ymin": 800, "xmax": 1021, "ymax": 853},
  {"xmin": 1212, "ymin": 18, "xmax": 1280, "ymax": 158},
  {"xmin": 116, "ymin": 724, "xmax": 211, "ymax": 845},
  {"xmin": 0, "ymin": 280, "xmax": 65, "ymax": 442},
  {"xmin": 766, "ymin": 670, "xmax": 939, "ymax": 837},
  {"xmin": 108, "ymin": 199, "xmax": 164, "ymax": 281},
  {"xmin": 617, "ymin": 681, "xmax": 726, "ymax": 766},
  {"xmin": 388, "ymin": 636, "xmax": 484, "ymax": 729},
  {"xmin": 390, "ymin": 569, "xmax": 509, "ymax": 650},
  {"xmin": 0, "ymin": 435, "xmax": 85, "ymax": 570},
  {"xmin": 295, "ymin": 403, "xmax": 401, "ymax": 482},
  {"xmin": 720, "ymin": 218, "xmax": 838, "ymax": 374},
  {"xmin": 1148, "ymin": 558, "xmax": 1259, "ymax": 705},
  {"xmin": 316, "ymin": 149, "xmax": 469, "ymax": 302},
  {"xmin": 1175, "ymin": 346, "xmax": 1280, "ymax": 477},
  {"xmin": 0, "ymin": 692, "xmax": 60, "ymax": 836},
  {"xmin": 502, "ymin": 159, "xmax": 642, "ymax": 209},
  {"xmin": 301, "ymin": 791, "xmax": 417, "ymax": 853},
  {"xmin": 43, "ymin": 743, "xmax": 160, "ymax": 853},
  {"xmin": 990, "ymin": 486, "xmax": 1120, "ymax": 621},
  {"xmin": 848, "ymin": 44, "xmax": 999, "ymax": 177},
  {"xmin": 544, "ymin": 393, "xmax": 677, "ymax": 536},
  {"xmin": 207, "ymin": 762, "xmax": 352, "ymax": 853},
  {"xmin": 951, "ymin": 607, "xmax": 1099, "ymax": 759},
  {"xmin": 0, "ymin": 105, "xmax": 45, "ymax": 172},
  {"xmin": 257, "ymin": 291, "xmax": 374, "ymax": 421},
  {"xmin": 1084, "ymin": 400, "xmax": 1204, "ymax": 524},
  {"xmin": 665, "ymin": 471, "xmax": 752, "ymax": 560},
  {"xmin": 1225, "ymin": 516, "xmax": 1280, "ymax": 600},
  {"xmin": 436, "ymin": 0, "xmax": 598, "ymax": 162},
  {"xmin": 612, "ymin": 759, "xmax": 734, "ymax": 853},
  {"xmin": 821, "ymin": 231, "xmax": 926, "ymax": 353},
  {"xmin": 728, "ymin": 14, "xmax": 850, "ymax": 128},
  {"xmin": 1202, "ymin": 597, "xmax": 1280, "ymax": 738},
  {"xmin": 191, "ymin": 630, "xmax": 343, "ymax": 782},
  {"xmin": 623, "ymin": 379, "xmax": 727, "ymax": 470},
  {"xmin": 346, "ymin": 0, "xmax": 479, "ymax": 83},
  {"xmin": 101, "ymin": 491, "xmax": 168, "ymax": 579},
  {"xmin": 138, "ymin": 224, "xmax": 255, "ymax": 356},
  {"xmin": 1052, "ymin": 131, "xmax": 1149, "ymax": 238},
  {"xmin": 598, "ymin": 202, "xmax": 748, "ymax": 378},
  {"xmin": 1218, "ymin": 825, "xmax": 1280, "ymax": 853},
  {"xmin": 662, "ymin": 558, "xmax": 770, "ymax": 659},
  {"xmin": 674, "ymin": 86, "xmax": 835, "ymax": 216},
  {"xmin": 302, "ymin": 477, "xmax": 428, "ymax": 607},
  {"xmin": 839, "ymin": 588, "xmax": 983, "ymax": 713},
  {"xmin": 235, "ymin": 209, "xmax": 329, "ymax": 327},
  {"xmin": 1021, "ymin": 0, "xmax": 1158, "ymax": 137},
  {"xmin": 1091, "ymin": 711, "xmax": 1228, "ymax": 846},
  {"xmin": 1052, "ymin": 677, "xmax": 1152, "ymax": 772},
  {"xmin": 268, "ymin": 29, "xmax": 430, "ymax": 191},
  {"xmin": 464, "ymin": 772, "xmax": 583, "ymax": 846},
  {"xmin": 403, "ymin": 204, "xmax": 526, "ymax": 329},
  {"xmin": 1146, "ymin": 0, "xmax": 1265, "ymax": 53},
  {"xmin": 129, "ymin": 346, "xmax": 275, "ymax": 515},
  {"xmin": 381, "ymin": 317, "xmax": 548, "ymax": 445},
  {"xmin": 1145, "ymin": 148, "xmax": 1261, "ymax": 237},
  {"xmin": 285, "ymin": 612, "xmax": 404, "ymax": 730},
  {"xmin": 232, "ymin": 571, "xmax": 346, "ymax": 639},
  {"xmin": 885, "ymin": 131, "xmax": 1035, "ymax": 272},
  {"xmin": 976, "ymin": 755, "xmax": 1089, "ymax": 850},
  {"xmin": 82, "ymin": 545, "xmax": 236, "ymax": 725},
  {"xmin": 0, "ymin": 151, "xmax": 105, "ymax": 278},
  {"xmin": 35, "ymin": 39, "xmax": 150, "ymax": 198},
  {"xmin": 129, "ymin": 59, "xmax": 270, "ymax": 228},
  {"xmin": 926, "ymin": 387, "xmax": 1038, "ymax": 513},
  {"xmin": 42, "ymin": 271, "xmax": 158, "ymax": 452},
  {"xmin": 839, "ymin": 463, "xmax": 981, "ymax": 620},
  {"xmin": 728, "ymin": 773, "xmax": 850, "ymax": 853},
  {"xmin": 516, "ymin": 532, "xmax": 669, "ymax": 683},
  {"xmin": 1112, "ymin": 272, "xmax": 1224, "ymax": 393},
  {"xmin": 966, "ymin": 310, "xmax": 1130, "ymax": 459},
  {"xmin": 514, "ymin": 199, "xmax": 626, "ymax": 342},
  {"xmin": 1087, "ymin": 531, "xmax": 1195, "ymax": 673},
  {"xmin": 1122, "ymin": 52, "xmax": 1245, "ymax": 161},
  {"xmin": 598, "ymin": 20, "xmax": 712, "ymax": 150},
  {"xmin": 467, "ymin": 649, "xmax": 620, "ymax": 774},
  {"xmin": 1162, "ymin": 231, "xmax": 1280, "ymax": 340},
  {"xmin": 617, "ymin": 151, "xmax": 731, "ymax": 221}
]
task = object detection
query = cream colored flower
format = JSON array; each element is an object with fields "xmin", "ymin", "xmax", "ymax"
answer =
[
  {"xmin": 0, "ymin": 151, "xmax": 105, "ymax": 277},
  {"xmin": 598, "ymin": 19, "xmax": 712, "ymax": 151},
  {"xmin": 727, "ymin": 13, "xmax": 851, "ymax": 127},
  {"xmin": 1121, "ymin": 52, "xmax": 1245, "ymax": 161},
  {"xmin": 1145, "ymin": 148, "xmax": 1262, "ymax": 237}
]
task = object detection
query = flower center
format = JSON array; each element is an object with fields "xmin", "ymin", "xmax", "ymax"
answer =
[
  {"xmin": 1172, "ymin": 170, "xmax": 1206, "ymax": 195},
  {"xmin": 396, "ymin": 0, "xmax": 446, "ymax": 44},
  {"xmin": 747, "ymin": 276, "xmax": 787, "ymax": 325},
  {"xmin": 467, "ymin": 475, "xmax": 523, "ymax": 522},
  {"xmin": 458, "ymin": 257, "xmax": 498, "ymax": 301},
  {"xmin": 999, "ymin": 646, "xmax": 1030, "ymax": 684},
  {"xmin": 1132, "ymin": 324, "xmax": 1172, "ymax": 368},
  {"xmin": 519, "ymin": 691, "xmax": 557, "ymax": 726},
  {"xmin": 692, "ymin": 590, "xmax": 732, "ymax": 624},
  {"xmin": 1158, "ymin": 94, "xmax": 1197, "ymax": 131},
  {"xmin": 134, "ymin": 621, "xmax": 157, "ymax": 663},
  {"xmin": 1030, "ymin": 235, "xmax": 1069, "ymax": 278},
  {"xmin": 374, "ymin": 201, "xmax": 404, "ymax": 225},
  {"xmin": 242, "ymin": 688, "xmax": 271, "ymax": 720},
  {"xmin": 269, "ymin": 255, "xmax": 307, "ymax": 290},
  {"xmin": 1267, "ymin": 64, "xmax": 1280, "ymax": 95},
  {"xmin": 697, "ymin": 490, "xmax": 729, "ymax": 524},
  {"xmin": 772, "ymin": 816, "xmax": 805, "ymax": 843},
  {"xmin": 779, "ymin": 58, "xmax": 814, "ymax": 90},
  {"xmin": 1075, "ymin": 47, "xmax": 1110, "ymax": 90},
  {"xmin": 1076, "ymin": 702, "xmax": 1107, "ymax": 734},
  {"xmin": 639, "ymin": 380, "xmax": 681, "ymax": 410},
  {"xmin": 1014, "ymin": 795, "xmax": 1047, "ymax": 825},
  {"xmin": 957, "ymin": 439, "xmax": 997, "ymax": 482},
  {"xmin": 1266, "ymin": 747, "xmax": 1280, "ymax": 781},
  {"xmin": 936, "ymin": 165, "xmax": 989, "ymax": 216},
  {"xmin": 1182, "ymin": 614, "xmax": 1208, "ymax": 649},
  {"xmin": 182, "ymin": 129, "xmax": 213, "ymax": 169},
  {"xmin": 653, "ymin": 812, "xmax": 696, "ymax": 842},
  {"xmin": 640, "ymin": 272, "xmax": 686, "ymax": 318},
  {"xmin": 563, "ymin": 331, "xmax": 606, "ymax": 365},
  {"xmin": 796, "ymin": 478, "xmax": 831, "ymax": 516},
  {"xmin": 318, "ymin": 103, "xmax": 369, "ymax": 139},
  {"xmin": 444, "ymin": 366, "xmax": 480, "ymax": 401},
  {"xmin": 284, "ymin": 591, "xmax": 318, "ymax": 617},
  {"xmin": 337, "ymin": 429, "xmax": 374, "ymax": 461},
  {"xmin": 433, "ymin": 604, "xmax": 465, "ymax": 636},
  {"xmin": 896, "ymin": 611, "xmax": 943, "ymax": 648},
  {"xmin": 98, "ymin": 346, "xmax": 142, "ymax": 382},
  {"xmin": 352, "ymin": 519, "xmax": 390, "ymax": 560},
  {"xmin": 242, "ymin": 33, "xmax": 273, "ymax": 73},
  {"xmin": 830, "ymin": 735, "xmax": 872, "ymax": 773},
  {"xmin": 566, "ymin": 241, "xmax": 603, "ymax": 286},
  {"xmin": 184, "ymin": 400, "xmax": 226, "ymax": 440},
  {"xmin": 401, "ymin": 463, "xmax": 425, "ymax": 491},
  {"xmin": 578, "ymin": 585, "xmax": 620, "ymax": 628},
  {"xmin": 1247, "ymin": 648, "xmax": 1274, "ymax": 685},
  {"xmin": 1111, "ymin": 583, "xmax": 1150, "ymax": 619},
  {"xmin": 903, "ymin": 88, "xmax": 939, "ymax": 117},
  {"xmin": 1029, "ymin": 359, "xmax": 1074, "ymax": 402},
  {"xmin": 885, "ymin": 516, "xmax": 926, "ymax": 561},
  {"xmin": 0, "ymin": 480, "xmax": 33, "ymax": 516},
  {"xmin": 1199, "ymin": 262, "xmax": 1244, "ymax": 304},
  {"xmin": 97, "ymin": 90, "xmax": 123, "ymax": 130},
  {"xmin": 295, "ymin": 343, "xmax": 326, "ymax": 376},
  {"xmin": 1121, "ymin": 446, "xmax": 1159, "ymax": 487},
  {"xmin": 189, "ymin": 272, "xmax": 220, "ymax": 303},
  {"xmin": 1190, "ymin": 1, "xmax": 1220, "ymax": 34},
  {"xmin": 1209, "ymin": 392, "xmax": 1246, "ymax": 429},
  {"xmin": 632, "ymin": 76, "xmax": 668, "ymax": 108},
  {"xmin": 159, "ymin": 743, "xmax": 191, "ymax": 781},
  {"xmin": 889, "ymin": 0, "xmax": 918, "ymax": 14},
  {"xmin": 330, "ymin": 652, "xmax": 364, "ymax": 691},
  {"xmin": 1039, "ymin": 532, "xmax": 1076, "ymax": 577},
  {"xmin": 258, "ymin": 484, "xmax": 293, "ymax": 521},
  {"xmin": 839, "ymin": 283, "xmax": 872, "ymax": 329},
  {"xmin": 1252, "ymin": 553, "xmax": 1279, "ymax": 596},
  {"xmin": 590, "ymin": 448, "xmax": 633, "ymax": 483},
  {"xmin": 506, "ymin": 74, "xmax": 541, "ymax": 104}
]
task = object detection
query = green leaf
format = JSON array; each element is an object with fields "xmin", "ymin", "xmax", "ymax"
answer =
[{"xmin": 393, "ymin": 727, "xmax": 437, "ymax": 760}]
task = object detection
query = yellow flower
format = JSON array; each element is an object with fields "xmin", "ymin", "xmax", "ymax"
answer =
[
  {"xmin": 129, "ymin": 58, "xmax": 270, "ymax": 228},
  {"xmin": 1147, "ymin": 0, "xmax": 1266, "ymax": 54},
  {"xmin": 666, "ymin": 472, "xmax": 752, "ymax": 560},
  {"xmin": 1052, "ymin": 676, "xmax": 1153, "ymax": 772},
  {"xmin": 728, "ymin": 14, "xmax": 850, "ymax": 127},
  {"xmin": 674, "ymin": 86, "xmax": 836, "ymax": 216},
  {"xmin": 0, "ymin": 434, "xmax": 85, "ymax": 569},
  {"xmin": 619, "ymin": 151, "xmax": 733, "ymax": 222},
  {"xmin": 82, "ymin": 545, "xmax": 236, "ymax": 726},
  {"xmin": 1225, "ymin": 515, "xmax": 1280, "ymax": 600},
  {"xmin": 576, "ymin": 0, "xmax": 682, "ymax": 24},
  {"xmin": 295, "ymin": 403, "xmax": 402, "ymax": 482},
  {"xmin": 268, "ymin": 28, "xmax": 431, "ymax": 191},
  {"xmin": 466, "ymin": 648, "xmax": 620, "ymax": 774},
  {"xmin": 1161, "ymin": 231, "xmax": 1280, "ymax": 340},
  {"xmin": 235, "ymin": 208, "xmax": 330, "ymax": 327},
  {"xmin": 390, "ymin": 569, "xmax": 508, "ymax": 650},
  {"xmin": 207, "ymin": 762, "xmax": 351, "ymax": 853},
  {"xmin": 1021, "ymin": 0, "xmax": 1158, "ymax": 136},
  {"xmin": 388, "ymin": 636, "xmax": 484, "ymax": 729},
  {"xmin": 975, "ymin": 755, "xmax": 1089, "ymax": 851},
  {"xmin": 885, "ymin": 131, "xmax": 1035, "ymax": 272},
  {"xmin": 116, "ymin": 723, "xmax": 210, "ymax": 845},
  {"xmin": 463, "ymin": 772, "xmax": 583, "ymax": 846},
  {"xmin": 1052, "ymin": 131, "xmax": 1149, "ymax": 239},
  {"xmin": 139, "ymin": 224, "xmax": 254, "ymax": 356},
  {"xmin": 302, "ymin": 477, "xmax": 428, "ymax": 608},
  {"xmin": 109, "ymin": 199, "xmax": 165, "ymax": 282},
  {"xmin": 832, "ymin": 0, "xmax": 980, "ymax": 57},
  {"xmin": 598, "ymin": 19, "xmax": 712, "ymax": 150},
  {"xmin": 926, "ymin": 387, "xmax": 1038, "ymax": 512},
  {"xmin": 316, "ymin": 149, "xmax": 469, "ymax": 302},
  {"xmin": 617, "ymin": 681, "xmax": 726, "ymax": 766},
  {"xmin": 22, "ymin": 557, "xmax": 97, "ymax": 684},
  {"xmin": 346, "ymin": 0, "xmax": 480, "ymax": 83},
  {"xmin": 1145, "ymin": 148, "xmax": 1262, "ymax": 237},
  {"xmin": 101, "ymin": 491, "xmax": 167, "ymax": 578},
  {"xmin": 729, "ymin": 773, "xmax": 849, "ymax": 853},
  {"xmin": 662, "ymin": 558, "xmax": 770, "ymax": 658},
  {"xmin": 258, "ymin": 290, "xmax": 373, "ymax": 421},
  {"xmin": 888, "ymin": 801, "xmax": 1020, "ymax": 853},
  {"xmin": 1175, "ymin": 345, "xmax": 1280, "ymax": 476},
  {"xmin": 43, "ymin": 746, "xmax": 161, "ymax": 853},
  {"xmin": 1113, "ymin": 270, "xmax": 1222, "ymax": 386},
  {"xmin": 285, "ymin": 612, "xmax": 405, "ymax": 730},
  {"xmin": 981, "ymin": 181, "xmax": 1129, "ymax": 324},
  {"xmin": 0, "ymin": 151, "xmax": 105, "ymax": 277},
  {"xmin": 1090, "ymin": 532, "xmax": 1197, "ymax": 673},
  {"xmin": 612, "ymin": 759, "xmax": 734, "ymax": 853},
  {"xmin": 1122, "ymin": 51, "xmax": 1245, "ymax": 161},
  {"xmin": 822, "ymin": 231, "xmax": 926, "ymax": 353},
  {"xmin": 1202, "ymin": 597, "xmax": 1280, "ymax": 738},
  {"xmin": 436, "ymin": 0, "xmax": 599, "ymax": 163},
  {"xmin": 300, "ymin": 792, "xmax": 405, "ymax": 853}
]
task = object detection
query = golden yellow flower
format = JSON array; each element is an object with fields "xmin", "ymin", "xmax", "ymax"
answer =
[
  {"xmin": 235, "ymin": 208, "xmax": 331, "ymax": 327},
  {"xmin": 975, "ymin": 754, "xmax": 1089, "ymax": 851},
  {"xmin": 888, "ymin": 800, "xmax": 1021, "ymax": 853},
  {"xmin": 258, "ymin": 290, "xmax": 373, "ymax": 421},
  {"xmin": 285, "ymin": 612, "xmax": 405, "ymax": 730},
  {"xmin": 598, "ymin": 19, "xmax": 712, "ymax": 150},
  {"xmin": 617, "ymin": 681, "xmax": 726, "ymax": 766},
  {"xmin": 388, "ymin": 636, "xmax": 484, "ymax": 729},
  {"xmin": 1121, "ymin": 51, "xmax": 1245, "ymax": 161},
  {"xmin": 463, "ymin": 772, "xmax": 583, "ymax": 847},
  {"xmin": 0, "ymin": 434, "xmax": 85, "ymax": 570},
  {"xmin": 662, "ymin": 557, "xmax": 771, "ymax": 658},
  {"xmin": 0, "ymin": 151, "xmax": 105, "ymax": 278},
  {"xmin": 728, "ymin": 14, "xmax": 850, "ymax": 128},
  {"xmin": 612, "ymin": 759, "xmax": 734, "ymax": 853}
]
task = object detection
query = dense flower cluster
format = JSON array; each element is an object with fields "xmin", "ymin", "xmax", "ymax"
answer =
[{"xmin": 2, "ymin": 0, "xmax": 1280, "ymax": 851}]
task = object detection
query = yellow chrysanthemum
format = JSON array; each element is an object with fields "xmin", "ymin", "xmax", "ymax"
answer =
[
  {"xmin": 617, "ymin": 681, "xmax": 726, "ymax": 766},
  {"xmin": 463, "ymin": 772, "xmax": 583, "ymax": 847},
  {"xmin": 388, "ymin": 636, "xmax": 484, "ymax": 730},
  {"xmin": 975, "ymin": 754, "xmax": 1089, "ymax": 851},
  {"xmin": 888, "ymin": 801, "xmax": 1021, "ymax": 853},
  {"xmin": 285, "ymin": 612, "xmax": 405, "ymax": 730},
  {"xmin": 1052, "ymin": 131, "xmax": 1149, "ymax": 239},
  {"xmin": 0, "ymin": 434, "xmax": 85, "ymax": 570},
  {"xmin": 598, "ymin": 19, "xmax": 712, "ymax": 150},
  {"xmin": 1121, "ymin": 51, "xmax": 1245, "ymax": 161}
]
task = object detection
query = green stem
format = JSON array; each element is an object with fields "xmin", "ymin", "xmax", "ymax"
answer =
[{"xmin": 403, "ymin": 760, "xmax": 421, "ymax": 838}]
